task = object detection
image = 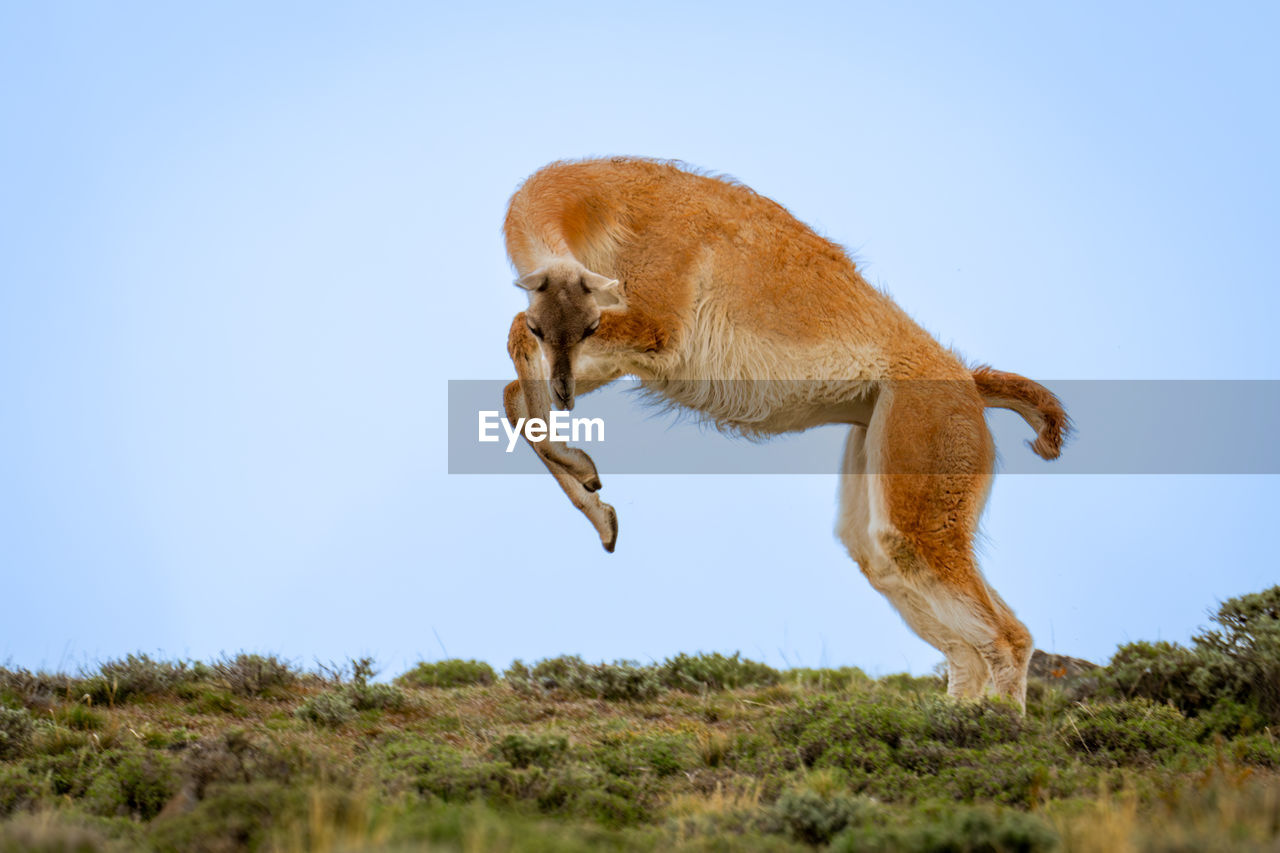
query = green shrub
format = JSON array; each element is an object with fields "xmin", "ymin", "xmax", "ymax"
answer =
[
  {"xmin": 0, "ymin": 668, "xmax": 73, "ymax": 712},
  {"xmin": 775, "ymin": 694, "xmax": 1040, "ymax": 804},
  {"xmin": 55, "ymin": 704, "xmax": 104, "ymax": 732},
  {"xmin": 291, "ymin": 658, "xmax": 407, "ymax": 719},
  {"xmin": 0, "ymin": 765, "xmax": 46, "ymax": 817},
  {"xmin": 82, "ymin": 655, "xmax": 195, "ymax": 705},
  {"xmin": 1194, "ymin": 586, "xmax": 1280, "ymax": 721},
  {"xmin": 569, "ymin": 783, "xmax": 649, "ymax": 828},
  {"xmin": 0, "ymin": 813, "xmax": 121, "ymax": 853},
  {"xmin": 778, "ymin": 697, "xmax": 929, "ymax": 767},
  {"xmin": 292, "ymin": 658, "xmax": 406, "ymax": 723},
  {"xmin": 788, "ymin": 667, "xmax": 871, "ymax": 691},
  {"xmin": 917, "ymin": 695, "xmax": 1024, "ymax": 748},
  {"xmin": 294, "ymin": 692, "xmax": 356, "ymax": 727},
  {"xmin": 964, "ymin": 740, "xmax": 1088, "ymax": 803},
  {"xmin": 212, "ymin": 654, "xmax": 299, "ymax": 697},
  {"xmin": 24, "ymin": 747, "xmax": 104, "ymax": 799},
  {"xmin": 588, "ymin": 733, "xmax": 696, "ymax": 780},
  {"xmin": 921, "ymin": 743, "xmax": 1074, "ymax": 806},
  {"xmin": 491, "ymin": 733, "xmax": 568, "ymax": 769},
  {"xmin": 1097, "ymin": 585, "xmax": 1280, "ymax": 725},
  {"xmin": 877, "ymin": 672, "xmax": 946, "ymax": 695},
  {"xmin": 83, "ymin": 750, "xmax": 177, "ymax": 820},
  {"xmin": 505, "ymin": 657, "xmax": 661, "ymax": 701},
  {"xmin": 177, "ymin": 729, "xmax": 311, "ymax": 800},
  {"xmin": 348, "ymin": 682, "xmax": 408, "ymax": 711},
  {"xmin": 1197, "ymin": 698, "xmax": 1268, "ymax": 739},
  {"xmin": 377, "ymin": 736, "xmax": 652, "ymax": 827},
  {"xmin": 397, "ymin": 659, "xmax": 496, "ymax": 688},
  {"xmin": 0, "ymin": 708, "xmax": 34, "ymax": 760},
  {"xmin": 635, "ymin": 735, "xmax": 690, "ymax": 777},
  {"xmin": 380, "ymin": 739, "xmax": 508, "ymax": 803},
  {"xmin": 380, "ymin": 800, "xmax": 665, "ymax": 853},
  {"xmin": 1098, "ymin": 640, "xmax": 1210, "ymax": 708},
  {"xmin": 893, "ymin": 737, "xmax": 952, "ymax": 775},
  {"xmin": 147, "ymin": 780, "xmax": 305, "ymax": 853},
  {"xmin": 1228, "ymin": 733, "xmax": 1280, "ymax": 768},
  {"xmin": 721, "ymin": 732, "xmax": 793, "ymax": 778},
  {"xmin": 658, "ymin": 652, "xmax": 780, "ymax": 691},
  {"xmin": 831, "ymin": 804, "xmax": 1059, "ymax": 853},
  {"xmin": 184, "ymin": 688, "xmax": 248, "ymax": 717},
  {"xmin": 817, "ymin": 734, "xmax": 898, "ymax": 776},
  {"xmin": 1065, "ymin": 699, "xmax": 1197, "ymax": 764},
  {"xmin": 771, "ymin": 788, "xmax": 880, "ymax": 845},
  {"xmin": 338, "ymin": 657, "xmax": 408, "ymax": 711}
]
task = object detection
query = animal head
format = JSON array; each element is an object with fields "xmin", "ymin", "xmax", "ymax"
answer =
[{"xmin": 516, "ymin": 260, "xmax": 624, "ymax": 410}]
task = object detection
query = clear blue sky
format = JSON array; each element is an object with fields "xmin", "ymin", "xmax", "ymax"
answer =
[{"xmin": 2, "ymin": 2, "xmax": 1277, "ymax": 677}]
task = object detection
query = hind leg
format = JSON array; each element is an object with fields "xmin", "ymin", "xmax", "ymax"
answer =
[
  {"xmin": 856, "ymin": 383, "xmax": 1032, "ymax": 708},
  {"xmin": 837, "ymin": 425, "xmax": 992, "ymax": 698},
  {"xmin": 876, "ymin": 382, "xmax": 1033, "ymax": 707}
]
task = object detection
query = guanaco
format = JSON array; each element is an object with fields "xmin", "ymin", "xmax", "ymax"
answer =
[{"xmin": 501, "ymin": 157, "xmax": 1068, "ymax": 707}]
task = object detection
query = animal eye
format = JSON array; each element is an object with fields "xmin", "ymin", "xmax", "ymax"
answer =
[
  {"xmin": 527, "ymin": 322, "xmax": 543, "ymax": 340},
  {"xmin": 582, "ymin": 320, "xmax": 600, "ymax": 340}
]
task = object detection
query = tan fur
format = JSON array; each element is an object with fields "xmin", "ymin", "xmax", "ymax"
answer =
[
  {"xmin": 502, "ymin": 157, "xmax": 1068, "ymax": 707},
  {"xmin": 971, "ymin": 365, "xmax": 1071, "ymax": 460}
]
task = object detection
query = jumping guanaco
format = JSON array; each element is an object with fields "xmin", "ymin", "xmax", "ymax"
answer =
[{"xmin": 501, "ymin": 157, "xmax": 1067, "ymax": 708}]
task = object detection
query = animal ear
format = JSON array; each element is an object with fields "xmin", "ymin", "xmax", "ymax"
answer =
[
  {"xmin": 583, "ymin": 270, "xmax": 625, "ymax": 310},
  {"xmin": 515, "ymin": 269, "xmax": 546, "ymax": 291}
]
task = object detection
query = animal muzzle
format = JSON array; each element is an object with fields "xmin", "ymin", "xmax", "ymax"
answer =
[{"xmin": 551, "ymin": 374, "xmax": 575, "ymax": 411}]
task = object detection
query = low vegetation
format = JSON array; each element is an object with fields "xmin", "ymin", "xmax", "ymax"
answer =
[{"xmin": 0, "ymin": 587, "xmax": 1277, "ymax": 851}]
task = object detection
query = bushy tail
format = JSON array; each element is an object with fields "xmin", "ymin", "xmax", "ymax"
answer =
[{"xmin": 971, "ymin": 365, "xmax": 1070, "ymax": 460}]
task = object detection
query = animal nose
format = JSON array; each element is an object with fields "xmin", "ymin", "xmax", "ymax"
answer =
[{"xmin": 552, "ymin": 377, "xmax": 575, "ymax": 410}]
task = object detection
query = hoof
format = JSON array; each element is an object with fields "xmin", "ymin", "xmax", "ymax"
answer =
[{"xmin": 600, "ymin": 505, "xmax": 618, "ymax": 552}]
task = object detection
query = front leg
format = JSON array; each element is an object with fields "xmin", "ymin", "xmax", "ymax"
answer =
[
  {"xmin": 506, "ymin": 314, "xmax": 611, "ymax": 489},
  {"xmin": 505, "ymin": 317, "xmax": 618, "ymax": 551}
]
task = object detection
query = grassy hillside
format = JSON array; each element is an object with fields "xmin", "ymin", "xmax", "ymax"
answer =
[{"xmin": 1, "ymin": 587, "xmax": 1278, "ymax": 852}]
